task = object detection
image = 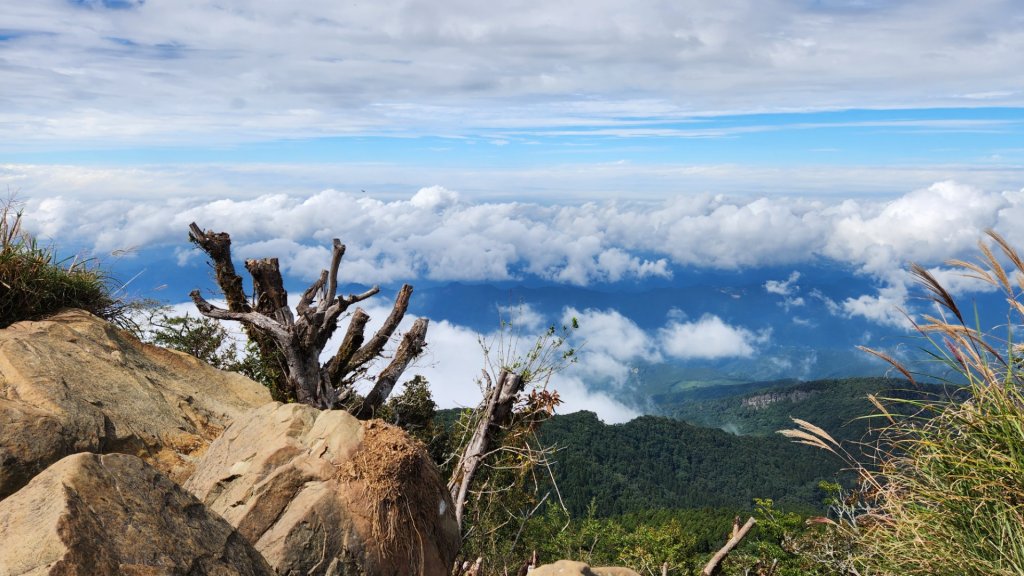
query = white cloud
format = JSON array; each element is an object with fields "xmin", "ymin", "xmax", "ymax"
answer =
[
  {"xmin": 765, "ymin": 271, "xmax": 801, "ymax": 296},
  {"xmin": 809, "ymin": 289, "xmax": 843, "ymax": 316},
  {"xmin": 15, "ymin": 178, "xmax": 1024, "ymax": 332},
  {"xmin": 839, "ymin": 283, "xmax": 913, "ymax": 330},
  {"xmin": 409, "ymin": 185, "xmax": 460, "ymax": 210},
  {"xmin": 565, "ymin": 307, "xmax": 660, "ymax": 364},
  {"xmin": 562, "ymin": 307, "xmax": 661, "ymax": 385},
  {"xmin": 765, "ymin": 271, "xmax": 806, "ymax": 310},
  {"xmin": 824, "ymin": 181, "xmax": 1006, "ymax": 277},
  {"xmin": 547, "ymin": 375, "xmax": 640, "ymax": 424},
  {"xmin": 785, "ymin": 297, "xmax": 805, "ymax": 308},
  {"xmin": 791, "ymin": 316, "xmax": 815, "ymax": 327},
  {"xmin": 496, "ymin": 303, "xmax": 547, "ymax": 333},
  {"xmin": 310, "ymin": 299, "xmax": 644, "ymax": 422},
  {"xmin": 19, "ymin": 181, "xmax": 1024, "ymax": 309},
  {"xmin": 659, "ymin": 315, "xmax": 770, "ymax": 360},
  {"xmin": 6, "ymin": 162, "xmax": 1023, "ymax": 208}
]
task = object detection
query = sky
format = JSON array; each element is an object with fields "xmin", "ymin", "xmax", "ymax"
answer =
[{"xmin": 3, "ymin": 0, "xmax": 1024, "ymax": 421}]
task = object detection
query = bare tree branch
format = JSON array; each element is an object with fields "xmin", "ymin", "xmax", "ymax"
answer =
[
  {"xmin": 188, "ymin": 223, "xmax": 425, "ymax": 412},
  {"xmin": 297, "ymin": 270, "xmax": 328, "ymax": 316},
  {"xmin": 702, "ymin": 517, "xmax": 757, "ymax": 576},
  {"xmin": 345, "ymin": 285, "xmax": 381, "ymax": 305},
  {"xmin": 188, "ymin": 223, "xmax": 250, "ymax": 313},
  {"xmin": 344, "ymin": 284, "xmax": 413, "ymax": 372},
  {"xmin": 322, "ymin": 239, "xmax": 345, "ymax": 312},
  {"xmin": 320, "ymin": 285, "xmax": 380, "ymax": 342},
  {"xmin": 356, "ymin": 318, "xmax": 429, "ymax": 418},
  {"xmin": 246, "ymin": 258, "xmax": 294, "ymax": 326},
  {"xmin": 325, "ymin": 308, "xmax": 370, "ymax": 387},
  {"xmin": 189, "ymin": 290, "xmax": 289, "ymax": 341},
  {"xmin": 188, "ymin": 223, "xmax": 293, "ymax": 399}
]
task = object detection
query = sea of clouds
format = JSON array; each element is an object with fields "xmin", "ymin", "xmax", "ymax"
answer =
[
  {"xmin": 23, "ymin": 179, "xmax": 1015, "ymax": 303},
  {"xmin": 21, "ymin": 179, "xmax": 1022, "ymax": 422}
]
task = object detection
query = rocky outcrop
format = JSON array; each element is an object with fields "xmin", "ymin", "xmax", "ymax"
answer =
[
  {"xmin": 741, "ymin": 389, "xmax": 815, "ymax": 410},
  {"xmin": 0, "ymin": 452, "xmax": 274, "ymax": 576},
  {"xmin": 186, "ymin": 401, "xmax": 460, "ymax": 576},
  {"xmin": 0, "ymin": 309, "xmax": 272, "ymax": 500},
  {"xmin": 531, "ymin": 560, "xmax": 642, "ymax": 576}
]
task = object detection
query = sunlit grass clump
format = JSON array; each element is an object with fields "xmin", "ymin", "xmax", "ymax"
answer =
[
  {"xmin": 0, "ymin": 199, "xmax": 117, "ymax": 328},
  {"xmin": 784, "ymin": 230, "xmax": 1024, "ymax": 576}
]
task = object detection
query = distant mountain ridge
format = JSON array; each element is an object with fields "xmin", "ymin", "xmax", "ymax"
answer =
[{"xmin": 660, "ymin": 376, "xmax": 938, "ymax": 442}]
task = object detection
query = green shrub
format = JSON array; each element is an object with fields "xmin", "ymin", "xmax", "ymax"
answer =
[{"xmin": 0, "ymin": 199, "xmax": 118, "ymax": 328}]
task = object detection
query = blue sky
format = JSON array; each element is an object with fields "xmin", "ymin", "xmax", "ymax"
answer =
[
  {"xmin": 8, "ymin": 107, "xmax": 1024, "ymax": 168},
  {"xmin": 3, "ymin": 0, "xmax": 1024, "ymax": 418}
]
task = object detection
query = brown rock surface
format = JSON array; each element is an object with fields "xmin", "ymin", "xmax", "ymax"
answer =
[
  {"xmin": 0, "ymin": 452, "xmax": 273, "ymax": 576},
  {"xmin": 532, "ymin": 560, "xmax": 642, "ymax": 576},
  {"xmin": 186, "ymin": 401, "xmax": 460, "ymax": 576},
  {"xmin": 0, "ymin": 309, "xmax": 272, "ymax": 499}
]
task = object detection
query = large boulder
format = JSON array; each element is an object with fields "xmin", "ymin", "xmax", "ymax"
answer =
[
  {"xmin": 0, "ymin": 309, "xmax": 272, "ymax": 499},
  {"xmin": 0, "ymin": 452, "xmax": 274, "ymax": 576},
  {"xmin": 186, "ymin": 401, "xmax": 460, "ymax": 576},
  {"xmin": 531, "ymin": 560, "xmax": 641, "ymax": 576}
]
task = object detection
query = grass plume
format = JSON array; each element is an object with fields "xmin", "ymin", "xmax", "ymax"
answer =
[{"xmin": 783, "ymin": 229, "xmax": 1024, "ymax": 575}]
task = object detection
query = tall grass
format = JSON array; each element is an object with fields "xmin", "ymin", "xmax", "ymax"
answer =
[
  {"xmin": 0, "ymin": 198, "xmax": 119, "ymax": 328},
  {"xmin": 784, "ymin": 230, "xmax": 1024, "ymax": 576}
]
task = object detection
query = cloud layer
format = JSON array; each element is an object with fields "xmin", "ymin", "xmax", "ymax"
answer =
[
  {"xmin": 20, "ymin": 180, "xmax": 1024, "ymax": 286},
  {"xmin": 2, "ymin": 1, "xmax": 1023, "ymax": 144}
]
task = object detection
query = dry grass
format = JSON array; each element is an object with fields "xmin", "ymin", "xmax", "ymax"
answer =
[
  {"xmin": 782, "ymin": 230, "xmax": 1024, "ymax": 576},
  {"xmin": 347, "ymin": 419, "xmax": 457, "ymax": 575},
  {"xmin": 0, "ymin": 197, "xmax": 119, "ymax": 328}
]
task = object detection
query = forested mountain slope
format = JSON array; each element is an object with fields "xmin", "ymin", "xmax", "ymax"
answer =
[{"xmin": 538, "ymin": 411, "xmax": 843, "ymax": 516}]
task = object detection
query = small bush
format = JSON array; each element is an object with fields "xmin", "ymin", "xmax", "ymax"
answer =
[{"xmin": 0, "ymin": 198, "xmax": 118, "ymax": 328}]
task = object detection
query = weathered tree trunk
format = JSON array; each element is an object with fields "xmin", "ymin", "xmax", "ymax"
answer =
[
  {"xmin": 448, "ymin": 368, "xmax": 526, "ymax": 528},
  {"xmin": 187, "ymin": 223, "xmax": 428, "ymax": 413},
  {"xmin": 188, "ymin": 223, "xmax": 289, "ymax": 397}
]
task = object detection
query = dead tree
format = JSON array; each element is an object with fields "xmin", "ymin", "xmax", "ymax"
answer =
[
  {"xmin": 448, "ymin": 322, "xmax": 575, "ymax": 531},
  {"xmin": 448, "ymin": 368, "xmax": 526, "ymax": 528},
  {"xmin": 187, "ymin": 222, "xmax": 428, "ymax": 414}
]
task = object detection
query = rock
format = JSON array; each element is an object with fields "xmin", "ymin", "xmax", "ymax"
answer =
[
  {"xmin": 531, "ymin": 560, "xmax": 641, "ymax": 576},
  {"xmin": 0, "ymin": 309, "xmax": 272, "ymax": 500},
  {"xmin": 0, "ymin": 452, "xmax": 274, "ymax": 576},
  {"xmin": 591, "ymin": 568, "xmax": 643, "ymax": 576},
  {"xmin": 186, "ymin": 401, "xmax": 460, "ymax": 576}
]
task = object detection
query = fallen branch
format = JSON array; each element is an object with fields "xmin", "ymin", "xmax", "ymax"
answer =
[{"xmin": 702, "ymin": 516, "xmax": 756, "ymax": 576}]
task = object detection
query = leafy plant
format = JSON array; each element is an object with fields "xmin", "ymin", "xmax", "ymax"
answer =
[{"xmin": 147, "ymin": 311, "xmax": 241, "ymax": 369}]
